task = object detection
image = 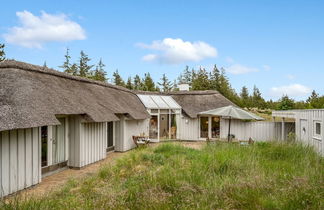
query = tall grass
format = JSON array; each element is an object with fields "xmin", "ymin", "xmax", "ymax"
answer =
[{"xmin": 2, "ymin": 142, "xmax": 323, "ymax": 209}]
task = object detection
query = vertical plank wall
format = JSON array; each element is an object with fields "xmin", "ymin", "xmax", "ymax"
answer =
[
  {"xmin": 80, "ymin": 122, "xmax": 107, "ymax": 167},
  {"xmin": 123, "ymin": 119, "xmax": 149, "ymax": 152},
  {"xmin": 220, "ymin": 119, "xmax": 281, "ymax": 141},
  {"xmin": 68, "ymin": 116, "xmax": 107, "ymax": 168},
  {"xmin": 178, "ymin": 116, "xmax": 199, "ymax": 140},
  {"xmin": 295, "ymin": 110, "xmax": 324, "ymax": 155},
  {"xmin": 0, "ymin": 128, "xmax": 41, "ymax": 197}
]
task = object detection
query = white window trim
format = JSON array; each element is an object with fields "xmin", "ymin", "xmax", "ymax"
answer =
[{"xmin": 313, "ymin": 120, "xmax": 322, "ymax": 140}]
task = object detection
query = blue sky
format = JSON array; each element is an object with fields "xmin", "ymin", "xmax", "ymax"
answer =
[{"xmin": 1, "ymin": 0, "xmax": 324, "ymax": 100}]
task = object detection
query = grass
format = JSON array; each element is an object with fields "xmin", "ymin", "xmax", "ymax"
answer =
[{"xmin": 2, "ymin": 141, "xmax": 323, "ymax": 209}]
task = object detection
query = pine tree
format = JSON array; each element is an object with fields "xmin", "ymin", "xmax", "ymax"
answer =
[
  {"xmin": 78, "ymin": 50, "xmax": 93, "ymax": 77},
  {"xmin": 252, "ymin": 85, "xmax": 266, "ymax": 108},
  {"xmin": 69, "ymin": 64, "xmax": 78, "ymax": 76},
  {"xmin": 126, "ymin": 77, "xmax": 133, "ymax": 90},
  {"xmin": 240, "ymin": 86, "xmax": 250, "ymax": 107},
  {"xmin": 217, "ymin": 68, "xmax": 241, "ymax": 106},
  {"xmin": 43, "ymin": 61, "xmax": 47, "ymax": 68},
  {"xmin": 210, "ymin": 64, "xmax": 220, "ymax": 91},
  {"xmin": 172, "ymin": 79, "xmax": 179, "ymax": 91},
  {"xmin": 133, "ymin": 75, "xmax": 143, "ymax": 90},
  {"xmin": 158, "ymin": 74, "xmax": 172, "ymax": 92},
  {"xmin": 306, "ymin": 90, "xmax": 324, "ymax": 108},
  {"xmin": 191, "ymin": 67, "xmax": 210, "ymax": 90},
  {"xmin": 143, "ymin": 73, "xmax": 156, "ymax": 91},
  {"xmin": 0, "ymin": 43, "xmax": 5, "ymax": 62},
  {"xmin": 59, "ymin": 48, "xmax": 73, "ymax": 74},
  {"xmin": 92, "ymin": 58, "xmax": 107, "ymax": 82},
  {"xmin": 113, "ymin": 69, "xmax": 125, "ymax": 87}
]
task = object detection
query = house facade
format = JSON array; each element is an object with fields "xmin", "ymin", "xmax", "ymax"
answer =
[
  {"xmin": 0, "ymin": 60, "xmax": 150, "ymax": 197},
  {"xmin": 0, "ymin": 60, "xmax": 236, "ymax": 197}
]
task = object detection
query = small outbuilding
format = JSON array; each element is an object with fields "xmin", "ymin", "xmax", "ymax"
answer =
[{"xmin": 272, "ymin": 109, "xmax": 323, "ymax": 155}]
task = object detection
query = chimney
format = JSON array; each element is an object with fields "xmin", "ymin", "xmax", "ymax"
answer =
[{"xmin": 179, "ymin": 84, "xmax": 190, "ymax": 91}]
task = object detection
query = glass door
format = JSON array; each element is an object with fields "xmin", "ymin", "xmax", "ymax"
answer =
[
  {"xmin": 200, "ymin": 117, "xmax": 209, "ymax": 138},
  {"xmin": 41, "ymin": 126, "xmax": 48, "ymax": 167},
  {"xmin": 211, "ymin": 117, "xmax": 220, "ymax": 138},
  {"xmin": 149, "ymin": 115, "xmax": 158, "ymax": 139},
  {"xmin": 107, "ymin": 122, "xmax": 114, "ymax": 150}
]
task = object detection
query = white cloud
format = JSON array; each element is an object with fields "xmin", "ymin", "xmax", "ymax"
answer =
[
  {"xmin": 226, "ymin": 64, "xmax": 259, "ymax": 75},
  {"xmin": 225, "ymin": 56, "xmax": 234, "ymax": 63},
  {"xmin": 270, "ymin": 84, "xmax": 311, "ymax": 98},
  {"xmin": 262, "ymin": 65, "xmax": 271, "ymax": 71},
  {"xmin": 3, "ymin": 11, "xmax": 86, "ymax": 48},
  {"xmin": 137, "ymin": 38, "xmax": 217, "ymax": 64}
]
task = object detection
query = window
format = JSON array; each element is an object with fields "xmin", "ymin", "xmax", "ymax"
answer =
[{"xmin": 313, "ymin": 121, "xmax": 322, "ymax": 139}]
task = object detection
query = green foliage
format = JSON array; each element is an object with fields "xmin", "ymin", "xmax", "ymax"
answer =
[
  {"xmin": 277, "ymin": 95, "xmax": 295, "ymax": 110},
  {"xmin": 133, "ymin": 74, "xmax": 143, "ymax": 90},
  {"xmin": 3, "ymin": 142, "xmax": 323, "ymax": 209},
  {"xmin": 142, "ymin": 72, "xmax": 156, "ymax": 91},
  {"xmin": 0, "ymin": 43, "xmax": 5, "ymax": 62},
  {"xmin": 78, "ymin": 50, "xmax": 94, "ymax": 77},
  {"xmin": 191, "ymin": 67, "xmax": 211, "ymax": 90},
  {"xmin": 59, "ymin": 48, "xmax": 107, "ymax": 81},
  {"xmin": 307, "ymin": 90, "xmax": 324, "ymax": 108},
  {"xmin": 126, "ymin": 77, "xmax": 133, "ymax": 90},
  {"xmin": 158, "ymin": 73, "xmax": 172, "ymax": 92},
  {"xmin": 91, "ymin": 58, "xmax": 107, "ymax": 82},
  {"xmin": 113, "ymin": 69, "xmax": 125, "ymax": 87}
]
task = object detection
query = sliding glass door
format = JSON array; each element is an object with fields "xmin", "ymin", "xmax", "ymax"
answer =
[{"xmin": 200, "ymin": 117, "xmax": 209, "ymax": 138}]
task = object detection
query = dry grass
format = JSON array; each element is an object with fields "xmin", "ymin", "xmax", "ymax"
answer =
[{"xmin": 1, "ymin": 141, "xmax": 323, "ymax": 209}]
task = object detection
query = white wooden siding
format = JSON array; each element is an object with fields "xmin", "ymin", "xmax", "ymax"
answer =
[
  {"xmin": 68, "ymin": 116, "xmax": 107, "ymax": 168},
  {"xmin": 115, "ymin": 117, "xmax": 149, "ymax": 152},
  {"xmin": 220, "ymin": 119, "xmax": 281, "ymax": 141},
  {"xmin": 178, "ymin": 116, "xmax": 199, "ymax": 140},
  {"xmin": 0, "ymin": 128, "xmax": 41, "ymax": 197},
  {"xmin": 294, "ymin": 110, "xmax": 324, "ymax": 155}
]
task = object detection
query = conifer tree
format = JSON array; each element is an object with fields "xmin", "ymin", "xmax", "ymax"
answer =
[
  {"xmin": 0, "ymin": 43, "xmax": 5, "ymax": 62},
  {"xmin": 78, "ymin": 50, "xmax": 93, "ymax": 77},
  {"xmin": 93, "ymin": 58, "xmax": 107, "ymax": 82},
  {"xmin": 126, "ymin": 77, "xmax": 133, "ymax": 90},
  {"xmin": 59, "ymin": 48, "xmax": 73, "ymax": 74},
  {"xmin": 143, "ymin": 73, "xmax": 156, "ymax": 91},
  {"xmin": 191, "ymin": 67, "xmax": 210, "ymax": 90},
  {"xmin": 133, "ymin": 75, "xmax": 142, "ymax": 90},
  {"xmin": 43, "ymin": 61, "xmax": 47, "ymax": 68},
  {"xmin": 252, "ymin": 85, "xmax": 266, "ymax": 108},
  {"xmin": 158, "ymin": 74, "xmax": 172, "ymax": 92},
  {"xmin": 210, "ymin": 64, "xmax": 220, "ymax": 91},
  {"xmin": 113, "ymin": 69, "xmax": 125, "ymax": 87},
  {"xmin": 240, "ymin": 86, "xmax": 250, "ymax": 107}
]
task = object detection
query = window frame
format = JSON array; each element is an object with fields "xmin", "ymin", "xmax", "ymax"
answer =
[{"xmin": 313, "ymin": 120, "xmax": 322, "ymax": 139}]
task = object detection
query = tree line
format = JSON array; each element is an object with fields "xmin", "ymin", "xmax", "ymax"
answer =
[{"xmin": 1, "ymin": 44, "xmax": 323, "ymax": 110}]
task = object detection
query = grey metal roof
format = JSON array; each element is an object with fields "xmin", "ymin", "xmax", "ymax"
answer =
[{"xmin": 137, "ymin": 94, "xmax": 181, "ymax": 109}]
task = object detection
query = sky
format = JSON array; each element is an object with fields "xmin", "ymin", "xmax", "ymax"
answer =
[{"xmin": 1, "ymin": 0, "xmax": 324, "ymax": 101}]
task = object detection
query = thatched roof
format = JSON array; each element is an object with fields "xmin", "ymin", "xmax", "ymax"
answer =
[
  {"xmin": 135, "ymin": 90, "xmax": 236, "ymax": 118},
  {"xmin": 0, "ymin": 60, "xmax": 149, "ymax": 132},
  {"xmin": 169, "ymin": 90, "xmax": 235, "ymax": 118}
]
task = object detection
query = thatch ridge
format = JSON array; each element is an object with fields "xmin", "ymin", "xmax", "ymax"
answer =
[
  {"xmin": 0, "ymin": 60, "xmax": 133, "ymax": 94},
  {"xmin": 0, "ymin": 60, "xmax": 149, "ymax": 132}
]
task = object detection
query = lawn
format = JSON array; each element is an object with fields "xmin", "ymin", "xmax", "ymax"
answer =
[{"xmin": 2, "ymin": 142, "xmax": 323, "ymax": 209}]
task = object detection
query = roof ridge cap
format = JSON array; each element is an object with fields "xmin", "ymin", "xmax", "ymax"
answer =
[{"xmin": 0, "ymin": 59, "xmax": 136, "ymax": 95}]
